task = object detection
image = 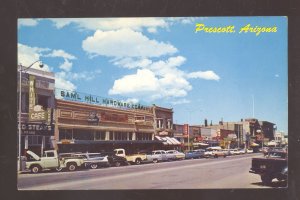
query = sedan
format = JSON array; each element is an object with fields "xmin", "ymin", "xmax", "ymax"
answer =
[
  {"xmin": 165, "ymin": 150, "xmax": 185, "ymax": 161},
  {"xmin": 185, "ymin": 150, "xmax": 205, "ymax": 159}
]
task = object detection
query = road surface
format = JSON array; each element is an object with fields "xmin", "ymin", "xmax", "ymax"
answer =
[{"xmin": 18, "ymin": 153, "xmax": 287, "ymax": 190}]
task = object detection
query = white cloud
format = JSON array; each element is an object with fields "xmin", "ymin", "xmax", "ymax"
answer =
[
  {"xmin": 113, "ymin": 57, "xmax": 153, "ymax": 69},
  {"xmin": 48, "ymin": 17, "xmax": 202, "ymax": 33},
  {"xmin": 171, "ymin": 99, "xmax": 191, "ymax": 105},
  {"xmin": 167, "ymin": 17, "xmax": 199, "ymax": 25},
  {"xmin": 110, "ymin": 56, "xmax": 220, "ymax": 101},
  {"xmin": 49, "ymin": 18, "xmax": 168, "ymax": 33},
  {"xmin": 55, "ymin": 72, "xmax": 77, "ymax": 91},
  {"xmin": 59, "ymin": 59, "xmax": 73, "ymax": 71},
  {"xmin": 187, "ymin": 71, "xmax": 220, "ymax": 81},
  {"xmin": 18, "ymin": 19, "xmax": 39, "ymax": 28},
  {"xmin": 44, "ymin": 49, "xmax": 76, "ymax": 60},
  {"xmin": 82, "ymin": 29, "xmax": 177, "ymax": 58},
  {"xmin": 125, "ymin": 98, "xmax": 139, "ymax": 104},
  {"xmin": 109, "ymin": 69, "xmax": 159, "ymax": 95},
  {"xmin": 56, "ymin": 70, "xmax": 101, "ymax": 82},
  {"xmin": 18, "ymin": 43, "xmax": 51, "ymax": 71},
  {"xmin": 18, "ymin": 43, "xmax": 101, "ymax": 92}
]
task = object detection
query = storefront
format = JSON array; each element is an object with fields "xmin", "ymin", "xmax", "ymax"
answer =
[
  {"xmin": 18, "ymin": 67, "xmax": 55, "ymax": 156},
  {"xmin": 54, "ymin": 90, "xmax": 162, "ymax": 153}
]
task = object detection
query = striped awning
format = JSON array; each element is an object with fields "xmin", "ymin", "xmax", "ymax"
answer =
[{"xmin": 155, "ymin": 136, "xmax": 181, "ymax": 145}]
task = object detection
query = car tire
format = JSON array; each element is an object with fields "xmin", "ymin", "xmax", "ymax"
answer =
[
  {"xmin": 135, "ymin": 158, "xmax": 142, "ymax": 165},
  {"xmin": 90, "ymin": 163, "xmax": 98, "ymax": 169},
  {"xmin": 55, "ymin": 167, "xmax": 63, "ymax": 172},
  {"xmin": 153, "ymin": 159, "xmax": 158, "ymax": 163},
  {"xmin": 261, "ymin": 174, "xmax": 273, "ymax": 185},
  {"xmin": 67, "ymin": 163, "xmax": 77, "ymax": 171},
  {"xmin": 31, "ymin": 165, "xmax": 41, "ymax": 174},
  {"xmin": 115, "ymin": 161, "xmax": 121, "ymax": 167}
]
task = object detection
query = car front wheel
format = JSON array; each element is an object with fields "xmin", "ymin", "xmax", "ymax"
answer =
[
  {"xmin": 90, "ymin": 163, "xmax": 98, "ymax": 169},
  {"xmin": 31, "ymin": 165, "xmax": 41, "ymax": 173},
  {"xmin": 55, "ymin": 167, "xmax": 63, "ymax": 172},
  {"xmin": 135, "ymin": 158, "xmax": 142, "ymax": 165},
  {"xmin": 114, "ymin": 161, "xmax": 121, "ymax": 167},
  {"xmin": 67, "ymin": 163, "xmax": 77, "ymax": 171}
]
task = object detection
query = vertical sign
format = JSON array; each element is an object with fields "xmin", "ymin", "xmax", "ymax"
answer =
[
  {"xmin": 47, "ymin": 108, "xmax": 52, "ymax": 125},
  {"xmin": 29, "ymin": 75, "xmax": 35, "ymax": 111},
  {"xmin": 183, "ymin": 124, "xmax": 189, "ymax": 136}
]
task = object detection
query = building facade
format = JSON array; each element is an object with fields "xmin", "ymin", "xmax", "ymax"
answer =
[
  {"xmin": 55, "ymin": 97, "xmax": 163, "ymax": 153},
  {"xmin": 18, "ymin": 66, "xmax": 55, "ymax": 156}
]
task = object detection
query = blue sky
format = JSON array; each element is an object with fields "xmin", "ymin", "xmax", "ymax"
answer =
[{"xmin": 18, "ymin": 17, "xmax": 288, "ymax": 133}]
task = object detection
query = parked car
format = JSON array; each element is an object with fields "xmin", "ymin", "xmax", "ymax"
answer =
[
  {"xmin": 238, "ymin": 149, "xmax": 246, "ymax": 154},
  {"xmin": 249, "ymin": 151, "xmax": 288, "ymax": 185},
  {"xmin": 205, "ymin": 147, "xmax": 227, "ymax": 158},
  {"xmin": 142, "ymin": 150, "xmax": 168, "ymax": 163},
  {"xmin": 151, "ymin": 150, "xmax": 169, "ymax": 162},
  {"xmin": 74, "ymin": 153, "xmax": 110, "ymax": 169},
  {"xmin": 230, "ymin": 149, "xmax": 241, "ymax": 155},
  {"xmin": 25, "ymin": 150, "xmax": 84, "ymax": 173},
  {"xmin": 114, "ymin": 148, "xmax": 147, "ymax": 165},
  {"xmin": 246, "ymin": 149, "xmax": 253, "ymax": 153},
  {"xmin": 165, "ymin": 150, "xmax": 185, "ymax": 161},
  {"xmin": 185, "ymin": 149, "xmax": 205, "ymax": 159}
]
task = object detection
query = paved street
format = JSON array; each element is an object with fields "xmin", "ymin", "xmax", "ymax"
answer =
[{"xmin": 18, "ymin": 153, "xmax": 287, "ymax": 190}]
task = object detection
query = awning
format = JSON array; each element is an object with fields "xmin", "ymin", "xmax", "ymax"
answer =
[{"xmin": 155, "ymin": 136, "xmax": 181, "ymax": 145}]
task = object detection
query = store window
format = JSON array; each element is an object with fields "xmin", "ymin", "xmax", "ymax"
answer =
[
  {"xmin": 28, "ymin": 135, "xmax": 41, "ymax": 145},
  {"xmin": 37, "ymin": 95, "xmax": 49, "ymax": 110},
  {"xmin": 167, "ymin": 119, "xmax": 172, "ymax": 129},
  {"xmin": 109, "ymin": 132, "xmax": 114, "ymax": 140},
  {"xmin": 95, "ymin": 131, "xmax": 106, "ymax": 140},
  {"xmin": 115, "ymin": 132, "xmax": 127, "ymax": 140},
  {"xmin": 136, "ymin": 133, "xmax": 151, "ymax": 141},
  {"xmin": 135, "ymin": 116, "xmax": 145, "ymax": 122},
  {"xmin": 73, "ymin": 129, "xmax": 93, "ymax": 140},
  {"xmin": 156, "ymin": 119, "xmax": 163, "ymax": 129},
  {"xmin": 59, "ymin": 129, "xmax": 73, "ymax": 140},
  {"xmin": 128, "ymin": 132, "xmax": 133, "ymax": 140}
]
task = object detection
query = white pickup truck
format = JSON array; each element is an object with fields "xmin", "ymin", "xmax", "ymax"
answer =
[
  {"xmin": 25, "ymin": 150, "xmax": 84, "ymax": 173},
  {"xmin": 114, "ymin": 148, "xmax": 147, "ymax": 165}
]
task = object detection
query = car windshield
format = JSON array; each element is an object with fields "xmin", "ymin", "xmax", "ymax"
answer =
[{"xmin": 268, "ymin": 152, "xmax": 286, "ymax": 158}]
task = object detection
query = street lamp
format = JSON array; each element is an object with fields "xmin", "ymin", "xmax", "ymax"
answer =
[{"xmin": 18, "ymin": 61, "xmax": 43, "ymax": 171}]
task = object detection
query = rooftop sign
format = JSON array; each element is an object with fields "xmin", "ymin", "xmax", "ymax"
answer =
[{"xmin": 55, "ymin": 88, "xmax": 150, "ymax": 111}]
